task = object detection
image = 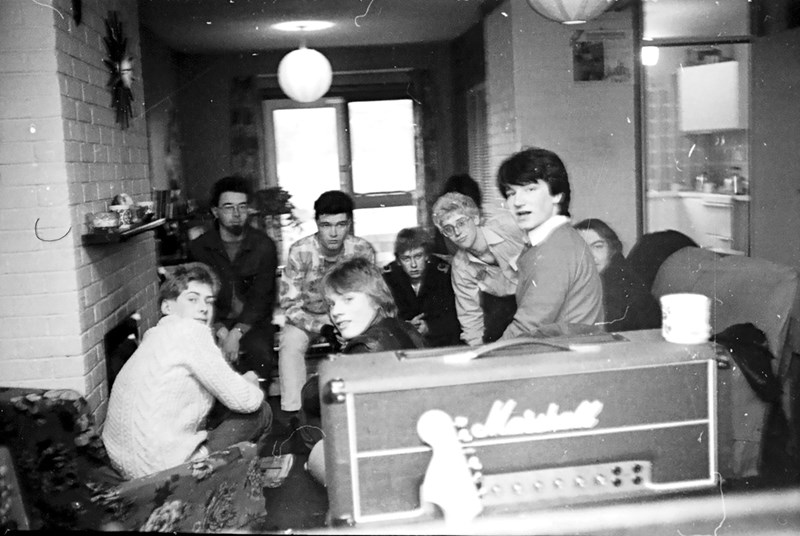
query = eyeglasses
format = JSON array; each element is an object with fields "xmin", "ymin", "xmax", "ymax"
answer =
[
  {"xmin": 218, "ymin": 203, "xmax": 249, "ymax": 215},
  {"xmin": 440, "ymin": 217, "xmax": 471, "ymax": 238}
]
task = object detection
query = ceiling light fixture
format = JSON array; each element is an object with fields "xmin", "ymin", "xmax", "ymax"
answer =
[
  {"xmin": 275, "ymin": 21, "xmax": 334, "ymax": 103},
  {"xmin": 272, "ymin": 20, "xmax": 334, "ymax": 32},
  {"xmin": 526, "ymin": 0, "xmax": 618, "ymax": 25},
  {"xmin": 641, "ymin": 46, "xmax": 659, "ymax": 66}
]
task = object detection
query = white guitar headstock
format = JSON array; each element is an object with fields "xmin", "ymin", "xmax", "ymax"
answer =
[{"xmin": 417, "ymin": 409, "xmax": 483, "ymax": 525}]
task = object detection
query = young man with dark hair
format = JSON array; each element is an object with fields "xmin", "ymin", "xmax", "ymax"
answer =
[
  {"xmin": 496, "ymin": 147, "xmax": 604, "ymax": 339},
  {"xmin": 103, "ymin": 263, "xmax": 269, "ymax": 479},
  {"xmin": 278, "ymin": 190, "xmax": 375, "ymax": 413},
  {"xmin": 383, "ymin": 227, "xmax": 461, "ymax": 347},
  {"xmin": 187, "ymin": 175, "xmax": 278, "ymax": 381}
]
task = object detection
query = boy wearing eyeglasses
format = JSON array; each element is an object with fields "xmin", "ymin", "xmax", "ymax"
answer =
[
  {"xmin": 432, "ymin": 192, "xmax": 525, "ymax": 345},
  {"xmin": 277, "ymin": 191, "xmax": 375, "ymax": 414},
  {"xmin": 188, "ymin": 176, "xmax": 278, "ymax": 382}
]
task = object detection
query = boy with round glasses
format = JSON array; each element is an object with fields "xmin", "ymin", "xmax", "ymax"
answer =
[{"xmin": 432, "ymin": 192, "xmax": 525, "ymax": 345}]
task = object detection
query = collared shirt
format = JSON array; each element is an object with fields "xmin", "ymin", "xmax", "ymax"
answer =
[
  {"xmin": 188, "ymin": 224, "xmax": 277, "ymax": 330},
  {"xmin": 451, "ymin": 210, "xmax": 526, "ymax": 346},
  {"xmin": 280, "ymin": 233, "xmax": 376, "ymax": 334},
  {"xmin": 527, "ymin": 214, "xmax": 571, "ymax": 247}
]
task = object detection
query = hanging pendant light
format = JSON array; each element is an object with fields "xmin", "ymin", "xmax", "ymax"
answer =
[
  {"xmin": 277, "ymin": 45, "xmax": 332, "ymax": 103},
  {"xmin": 526, "ymin": 0, "xmax": 618, "ymax": 25}
]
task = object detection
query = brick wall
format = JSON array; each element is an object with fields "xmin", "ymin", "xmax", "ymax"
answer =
[
  {"xmin": 0, "ymin": 0, "xmax": 158, "ymax": 420},
  {"xmin": 483, "ymin": 1, "xmax": 638, "ymax": 250}
]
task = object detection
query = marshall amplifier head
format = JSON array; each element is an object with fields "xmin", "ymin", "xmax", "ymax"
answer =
[{"xmin": 318, "ymin": 333, "xmax": 720, "ymax": 527}]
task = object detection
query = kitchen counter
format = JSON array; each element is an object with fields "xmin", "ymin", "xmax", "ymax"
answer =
[{"xmin": 646, "ymin": 190, "xmax": 750, "ymax": 254}]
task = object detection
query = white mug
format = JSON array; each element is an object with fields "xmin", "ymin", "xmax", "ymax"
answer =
[{"xmin": 660, "ymin": 293, "xmax": 711, "ymax": 344}]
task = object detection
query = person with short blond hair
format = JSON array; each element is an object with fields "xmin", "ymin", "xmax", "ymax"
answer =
[
  {"xmin": 299, "ymin": 257, "xmax": 426, "ymax": 464},
  {"xmin": 432, "ymin": 192, "xmax": 525, "ymax": 345}
]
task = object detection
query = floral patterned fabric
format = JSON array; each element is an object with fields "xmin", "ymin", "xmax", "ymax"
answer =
[{"xmin": 0, "ymin": 386, "xmax": 290, "ymax": 532}]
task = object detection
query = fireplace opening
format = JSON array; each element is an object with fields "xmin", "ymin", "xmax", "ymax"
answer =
[{"xmin": 103, "ymin": 313, "xmax": 140, "ymax": 392}]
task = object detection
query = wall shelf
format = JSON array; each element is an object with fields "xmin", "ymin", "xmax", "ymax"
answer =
[{"xmin": 82, "ymin": 218, "xmax": 166, "ymax": 246}]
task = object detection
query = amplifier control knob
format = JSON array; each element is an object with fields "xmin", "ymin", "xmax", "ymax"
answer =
[
  {"xmin": 595, "ymin": 475, "xmax": 606, "ymax": 486},
  {"xmin": 575, "ymin": 476, "xmax": 586, "ymax": 487},
  {"xmin": 491, "ymin": 485, "xmax": 502, "ymax": 496},
  {"xmin": 533, "ymin": 481, "xmax": 543, "ymax": 491},
  {"xmin": 553, "ymin": 478, "xmax": 563, "ymax": 489},
  {"xmin": 512, "ymin": 483, "xmax": 523, "ymax": 494}
]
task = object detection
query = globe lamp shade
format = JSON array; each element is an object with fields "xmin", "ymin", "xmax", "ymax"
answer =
[
  {"xmin": 278, "ymin": 46, "xmax": 332, "ymax": 103},
  {"xmin": 526, "ymin": 0, "xmax": 617, "ymax": 24}
]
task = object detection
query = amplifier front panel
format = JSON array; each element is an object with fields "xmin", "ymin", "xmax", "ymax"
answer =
[{"xmin": 325, "ymin": 359, "xmax": 716, "ymax": 524}]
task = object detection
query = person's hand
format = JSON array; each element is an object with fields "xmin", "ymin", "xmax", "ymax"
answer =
[
  {"xmin": 320, "ymin": 324, "xmax": 342, "ymax": 352},
  {"xmin": 216, "ymin": 326, "xmax": 230, "ymax": 344},
  {"xmin": 242, "ymin": 370, "xmax": 260, "ymax": 386},
  {"xmin": 221, "ymin": 329, "xmax": 243, "ymax": 363},
  {"xmin": 411, "ymin": 314, "xmax": 429, "ymax": 336}
]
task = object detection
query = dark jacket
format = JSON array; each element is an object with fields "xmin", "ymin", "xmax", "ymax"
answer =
[
  {"xmin": 343, "ymin": 316, "xmax": 427, "ymax": 354},
  {"xmin": 299, "ymin": 316, "xmax": 426, "ymax": 448},
  {"xmin": 382, "ymin": 258, "xmax": 461, "ymax": 347},
  {"xmin": 601, "ymin": 254, "xmax": 662, "ymax": 332},
  {"xmin": 626, "ymin": 230, "xmax": 698, "ymax": 291},
  {"xmin": 187, "ymin": 224, "xmax": 277, "ymax": 329}
]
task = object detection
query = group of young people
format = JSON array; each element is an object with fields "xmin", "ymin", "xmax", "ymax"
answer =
[{"xmin": 102, "ymin": 146, "xmax": 661, "ymax": 482}]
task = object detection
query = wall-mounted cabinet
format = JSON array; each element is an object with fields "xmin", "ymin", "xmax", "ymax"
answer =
[{"xmin": 678, "ymin": 61, "xmax": 748, "ymax": 132}]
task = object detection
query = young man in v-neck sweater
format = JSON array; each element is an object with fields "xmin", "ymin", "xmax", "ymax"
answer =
[{"xmin": 496, "ymin": 148, "xmax": 604, "ymax": 339}]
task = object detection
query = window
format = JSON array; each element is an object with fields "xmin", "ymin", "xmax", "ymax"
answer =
[{"xmin": 263, "ymin": 98, "xmax": 419, "ymax": 265}]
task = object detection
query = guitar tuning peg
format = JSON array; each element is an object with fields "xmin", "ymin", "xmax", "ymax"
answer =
[
  {"xmin": 457, "ymin": 429, "xmax": 474, "ymax": 442},
  {"xmin": 467, "ymin": 456, "xmax": 483, "ymax": 471},
  {"xmin": 462, "ymin": 447, "xmax": 477, "ymax": 455},
  {"xmin": 454, "ymin": 416, "xmax": 469, "ymax": 427}
]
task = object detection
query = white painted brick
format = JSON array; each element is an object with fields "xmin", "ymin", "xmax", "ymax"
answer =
[
  {"xmin": 0, "ymin": 27, "xmax": 56, "ymax": 52},
  {"xmin": 0, "ymin": 185, "xmax": 38, "ymax": 209},
  {"xmin": 33, "ymin": 140, "xmax": 66, "ymax": 163},
  {"xmin": 0, "ymin": 141, "xmax": 36, "ymax": 165}
]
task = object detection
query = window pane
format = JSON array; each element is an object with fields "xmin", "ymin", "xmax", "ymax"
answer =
[
  {"xmin": 349, "ymin": 100, "xmax": 416, "ymax": 193},
  {"xmin": 354, "ymin": 206, "xmax": 417, "ymax": 266},
  {"xmin": 273, "ymin": 107, "xmax": 340, "ymax": 222},
  {"xmin": 643, "ymin": 0, "xmax": 751, "ymax": 41}
]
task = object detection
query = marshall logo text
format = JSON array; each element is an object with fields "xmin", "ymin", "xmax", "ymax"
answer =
[{"xmin": 457, "ymin": 399, "xmax": 604, "ymax": 441}]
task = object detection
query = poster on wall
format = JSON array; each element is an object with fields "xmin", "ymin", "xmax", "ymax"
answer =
[{"xmin": 571, "ymin": 30, "xmax": 633, "ymax": 83}]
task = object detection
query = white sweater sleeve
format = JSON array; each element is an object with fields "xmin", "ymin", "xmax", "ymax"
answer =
[{"xmin": 178, "ymin": 319, "xmax": 264, "ymax": 412}]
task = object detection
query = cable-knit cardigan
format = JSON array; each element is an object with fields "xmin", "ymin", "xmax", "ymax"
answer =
[{"xmin": 102, "ymin": 315, "xmax": 264, "ymax": 479}]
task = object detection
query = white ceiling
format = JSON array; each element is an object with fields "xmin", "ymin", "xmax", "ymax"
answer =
[{"xmin": 138, "ymin": 0, "xmax": 501, "ymax": 54}]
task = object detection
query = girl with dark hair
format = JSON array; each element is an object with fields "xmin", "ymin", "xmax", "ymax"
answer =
[{"xmin": 574, "ymin": 218, "xmax": 662, "ymax": 332}]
